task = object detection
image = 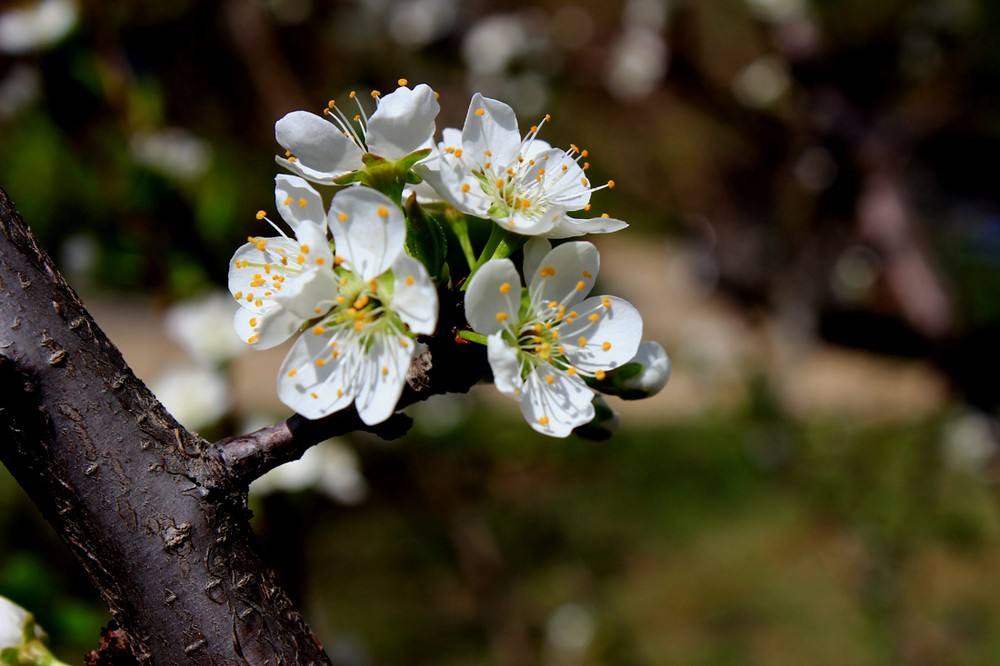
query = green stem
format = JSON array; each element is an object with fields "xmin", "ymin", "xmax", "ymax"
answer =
[
  {"xmin": 490, "ymin": 232, "xmax": 525, "ymax": 262},
  {"xmin": 452, "ymin": 216, "xmax": 477, "ymax": 270},
  {"xmin": 457, "ymin": 330, "xmax": 488, "ymax": 345},
  {"xmin": 461, "ymin": 224, "xmax": 506, "ymax": 291}
]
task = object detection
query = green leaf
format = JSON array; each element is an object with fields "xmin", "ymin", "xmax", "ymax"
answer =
[{"xmin": 403, "ymin": 194, "xmax": 448, "ymax": 280}]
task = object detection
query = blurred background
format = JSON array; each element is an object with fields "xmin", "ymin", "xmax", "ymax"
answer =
[{"xmin": 2, "ymin": 0, "xmax": 1000, "ymax": 663}]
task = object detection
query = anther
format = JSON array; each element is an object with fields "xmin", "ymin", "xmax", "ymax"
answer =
[
  {"xmin": 602, "ymin": 341, "xmax": 612, "ymax": 351},
  {"xmin": 287, "ymin": 368, "xmax": 297, "ymax": 377},
  {"xmin": 283, "ymin": 195, "xmax": 293, "ymax": 205},
  {"xmin": 495, "ymin": 311, "xmax": 509, "ymax": 322},
  {"xmin": 377, "ymin": 206, "xmax": 389, "ymax": 218},
  {"xmin": 538, "ymin": 415, "xmax": 550, "ymax": 426},
  {"xmin": 338, "ymin": 212, "xmax": 349, "ymax": 222},
  {"xmin": 405, "ymin": 275, "xmax": 415, "ymax": 286},
  {"xmin": 595, "ymin": 369, "xmax": 606, "ymax": 380},
  {"xmin": 499, "ymin": 282, "xmax": 511, "ymax": 294},
  {"xmin": 607, "ymin": 180, "xmax": 616, "ymax": 189},
  {"xmin": 298, "ymin": 197, "xmax": 307, "ymax": 208},
  {"xmin": 461, "ymin": 183, "xmax": 471, "ymax": 193},
  {"xmin": 578, "ymin": 336, "xmax": 587, "ymax": 346},
  {"xmin": 540, "ymin": 266, "xmax": 556, "ymax": 278},
  {"xmin": 397, "ymin": 78, "xmax": 408, "ymax": 86},
  {"xmin": 312, "ymin": 325, "xmax": 325, "ymax": 335},
  {"xmin": 575, "ymin": 280, "xmax": 586, "ymax": 291},
  {"xmin": 474, "ymin": 107, "xmax": 485, "ymax": 117}
]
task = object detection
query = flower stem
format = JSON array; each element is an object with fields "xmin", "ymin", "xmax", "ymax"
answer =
[
  {"xmin": 457, "ymin": 330, "xmax": 487, "ymax": 345},
  {"xmin": 451, "ymin": 216, "xmax": 477, "ymax": 270},
  {"xmin": 461, "ymin": 224, "xmax": 506, "ymax": 291}
]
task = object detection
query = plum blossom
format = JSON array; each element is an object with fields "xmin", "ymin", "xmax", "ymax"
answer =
[
  {"xmin": 464, "ymin": 238, "xmax": 642, "ymax": 436},
  {"xmin": 275, "ymin": 81, "xmax": 439, "ymax": 184},
  {"xmin": 275, "ymin": 186, "xmax": 436, "ymax": 424},
  {"xmin": 418, "ymin": 93, "xmax": 627, "ymax": 238}
]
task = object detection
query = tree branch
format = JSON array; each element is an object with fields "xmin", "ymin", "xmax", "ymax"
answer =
[{"xmin": 206, "ymin": 292, "xmax": 491, "ymax": 489}]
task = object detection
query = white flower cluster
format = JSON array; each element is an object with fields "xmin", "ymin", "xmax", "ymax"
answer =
[{"xmin": 230, "ymin": 80, "xmax": 668, "ymax": 437}]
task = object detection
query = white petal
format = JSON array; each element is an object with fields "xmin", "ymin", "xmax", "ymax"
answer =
[
  {"xmin": 366, "ymin": 84, "xmax": 440, "ymax": 160},
  {"xmin": 464, "ymin": 258, "xmax": 522, "ymax": 336},
  {"xmin": 522, "ymin": 237, "xmax": 551, "ymax": 279},
  {"xmin": 528, "ymin": 241, "xmax": 600, "ymax": 310},
  {"xmin": 273, "ymin": 268, "xmax": 339, "ymax": 320},
  {"xmin": 391, "ymin": 254, "xmax": 438, "ymax": 335},
  {"xmin": 520, "ymin": 365, "xmax": 595, "ymax": 438},
  {"xmin": 234, "ymin": 305, "xmax": 303, "ymax": 350},
  {"xmin": 522, "ymin": 138, "xmax": 551, "ymax": 161},
  {"xmin": 440, "ymin": 127, "xmax": 463, "ymax": 148},
  {"xmin": 277, "ymin": 329, "xmax": 358, "ymax": 419},
  {"xmin": 547, "ymin": 215, "xmax": 629, "ymax": 239},
  {"xmin": 415, "ymin": 157, "xmax": 491, "ymax": 217},
  {"xmin": 355, "ymin": 333, "xmax": 413, "ymax": 425},
  {"xmin": 228, "ymin": 237, "xmax": 302, "ymax": 312},
  {"xmin": 497, "ymin": 207, "xmax": 560, "ymax": 236},
  {"xmin": 275, "ymin": 110, "xmax": 363, "ymax": 182},
  {"xmin": 327, "ymin": 187, "xmax": 405, "ymax": 281},
  {"xmin": 487, "ymin": 332, "xmax": 522, "ymax": 399},
  {"xmin": 557, "ymin": 296, "xmax": 643, "ymax": 372},
  {"xmin": 525, "ymin": 148, "xmax": 590, "ymax": 210},
  {"xmin": 293, "ymin": 220, "xmax": 334, "ymax": 270},
  {"xmin": 275, "ymin": 175, "xmax": 326, "ymax": 231},
  {"xmin": 462, "ymin": 93, "xmax": 522, "ymax": 168}
]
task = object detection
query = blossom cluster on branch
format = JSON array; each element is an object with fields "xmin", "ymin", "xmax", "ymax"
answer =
[{"xmin": 228, "ymin": 80, "xmax": 669, "ymax": 438}]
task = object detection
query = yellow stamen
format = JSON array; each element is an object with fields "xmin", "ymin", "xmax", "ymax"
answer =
[
  {"xmin": 495, "ymin": 311, "xmax": 509, "ymax": 322},
  {"xmin": 499, "ymin": 282, "xmax": 511, "ymax": 294}
]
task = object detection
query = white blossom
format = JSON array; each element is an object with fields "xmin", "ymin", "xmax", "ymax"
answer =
[
  {"xmin": 151, "ymin": 365, "xmax": 229, "ymax": 431},
  {"xmin": 230, "ymin": 182, "xmax": 437, "ymax": 425},
  {"xmin": 464, "ymin": 238, "xmax": 642, "ymax": 437},
  {"xmin": 418, "ymin": 93, "xmax": 627, "ymax": 238},
  {"xmin": 0, "ymin": 596, "xmax": 30, "ymax": 650},
  {"xmin": 275, "ymin": 82, "xmax": 439, "ymax": 184},
  {"xmin": 250, "ymin": 439, "xmax": 368, "ymax": 504},
  {"xmin": 130, "ymin": 128, "xmax": 211, "ymax": 182},
  {"xmin": 165, "ymin": 292, "xmax": 246, "ymax": 365},
  {"xmin": 0, "ymin": 0, "xmax": 77, "ymax": 55}
]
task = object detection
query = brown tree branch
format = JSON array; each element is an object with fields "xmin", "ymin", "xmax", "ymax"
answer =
[{"xmin": 0, "ymin": 186, "xmax": 485, "ymax": 663}]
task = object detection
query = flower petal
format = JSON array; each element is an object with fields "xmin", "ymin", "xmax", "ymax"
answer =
[
  {"xmin": 275, "ymin": 110, "xmax": 363, "ymax": 182},
  {"xmin": 228, "ymin": 236, "xmax": 302, "ymax": 312},
  {"xmin": 496, "ymin": 207, "xmax": 561, "ymax": 236},
  {"xmin": 522, "ymin": 237, "xmax": 551, "ymax": 279},
  {"xmin": 487, "ymin": 332, "xmax": 522, "ymax": 399},
  {"xmin": 293, "ymin": 220, "xmax": 334, "ymax": 270},
  {"xmin": 462, "ymin": 93, "xmax": 521, "ymax": 169},
  {"xmin": 391, "ymin": 253, "xmax": 438, "ymax": 335},
  {"xmin": 327, "ymin": 187, "xmax": 405, "ymax": 281},
  {"xmin": 277, "ymin": 329, "xmax": 357, "ymax": 419},
  {"xmin": 416, "ymin": 157, "xmax": 492, "ymax": 218},
  {"xmin": 556, "ymin": 296, "xmax": 643, "ymax": 372},
  {"xmin": 547, "ymin": 214, "xmax": 628, "ymax": 239},
  {"xmin": 275, "ymin": 175, "xmax": 326, "ymax": 231},
  {"xmin": 273, "ymin": 268, "xmax": 339, "ymax": 320},
  {"xmin": 234, "ymin": 305, "xmax": 304, "ymax": 350},
  {"xmin": 528, "ymin": 241, "xmax": 600, "ymax": 311},
  {"xmin": 525, "ymin": 148, "xmax": 590, "ymax": 210},
  {"xmin": 355, "ymin": 333, "xmax": 413, "ymax": 425},
  {"xmin": 366, "ymin": 84, "xmax": 440, "ymax": 159},
  {"xmin": 464, "ymin": 258, "xmax": 522, "ymax": 336},
  {"xmin": 520, "ymin": 364, "xmax": 595, "ymax": 438}
]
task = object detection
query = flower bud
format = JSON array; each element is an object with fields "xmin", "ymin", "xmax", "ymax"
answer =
[{"xmin": 618, "ymin": 341, "xmax": 670, "ymax": 398}]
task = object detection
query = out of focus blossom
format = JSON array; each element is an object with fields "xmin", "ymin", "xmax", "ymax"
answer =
[
  {"xmin": 165, "ymin": 292, "xmax": 246, "ymax": 366},
  {"xmin": 745, "ymin": 0, "xmax": 807, "ymax": 23},
  {"xmin": 545, "ymin": 602, "xmax": 595, "ymax": 654},
  {"xmin": 151, "ymin": 365, "xmax": 229, "ymax": 431},
  {"xmin": 462, "ymin": 13, "xmax": 536, "ymax": 76},
  {"xmin": 605, "ymin": 26, "xmax": 668, "ymax": 101},
  {"xmin": 0, "ymin": 65, "xmax": 39, "ymax": 119},
  {"xmin": 733, "ymin": 54, "xmax": 790, "ymax": 108},
  {"xmin": 130, "ymin": 128, "xmax": 212, "ymax": 182},
  {"xmin": 0, "ymin": 596, "xmax": 64, "ymax": 666},
  {"xmin": 942, "ymin": 410, "xmax": 997, "ymax": 474},
  {"xmin": 0, "ymin": 0, "xmax": 77, "ymax": 55},
  {"xmin": 388, "ymin": 0, "xmax": 457, "ymax": 48},
  {"xmin": 250, "ymin": 439, "xmax": 368, "ymax": 504}
]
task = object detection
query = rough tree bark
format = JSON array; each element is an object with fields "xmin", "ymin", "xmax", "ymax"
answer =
[{"xmin": 0, "ymin": 188, "xmax": 486, "ymax": 664}]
